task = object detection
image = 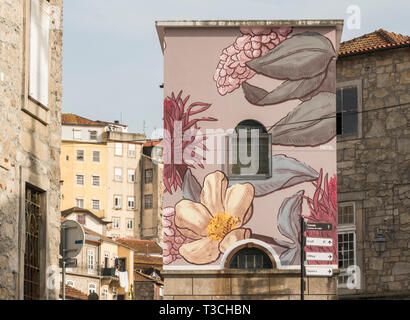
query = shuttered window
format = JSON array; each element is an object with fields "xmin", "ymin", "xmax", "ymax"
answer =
[{"xmin": 29, "ymin": 0, "xmax": 50, "ymax": 106}]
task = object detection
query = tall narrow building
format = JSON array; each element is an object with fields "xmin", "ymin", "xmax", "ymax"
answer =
[{"xmin": 0, "ymin": 0, "xmax": 64, "ymax": 300}]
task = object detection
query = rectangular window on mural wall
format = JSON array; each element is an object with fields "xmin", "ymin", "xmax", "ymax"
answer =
[{"xmin": 161, "ymin": 23, "xmax": 340, "ymax": 271}]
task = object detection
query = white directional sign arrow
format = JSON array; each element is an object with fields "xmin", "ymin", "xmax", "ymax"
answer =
[
  {"xmin": 305, "ymin": 266, "xmax": 333, "ymax": 277},
  {"xmin": 306, "ymin": 237, "xmax": 333, "ymax": 247},
  {"xmin": 306, "ymin": 252, "xmax": 333, "ymax": 261}
]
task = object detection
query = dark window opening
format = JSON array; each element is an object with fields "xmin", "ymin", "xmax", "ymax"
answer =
[
  {"xmin": 77, "ymin": 214, "xmax": 85, "ymax": 225},
  {"xmin": 230, "ymin": 120, "xmax": 271, "ymax": 177},
  {"xmin": 24, "ymin": 185, "xmax": 43, "ymax": 300},
  {"xmin": 336, "ymin": 87, "xmax": 358, "ymax": 137},
  {"xmin": 228, "ymin": 247, "xmax": 273, "ymax": 269}
]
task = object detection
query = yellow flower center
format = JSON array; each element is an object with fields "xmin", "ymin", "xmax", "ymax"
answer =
[{"xmin": 207, "ymin": 212, "xmax": 240, "ymax": 241}]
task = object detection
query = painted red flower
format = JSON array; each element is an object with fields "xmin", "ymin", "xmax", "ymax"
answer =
[{"xmin": 163, "ymin": 91, "xmax": 216, "ymax": 194}]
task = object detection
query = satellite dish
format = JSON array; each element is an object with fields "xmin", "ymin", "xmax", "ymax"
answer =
[{"xmin": 60, "ymin": 220, "xmax": 85, "ymax": 258}]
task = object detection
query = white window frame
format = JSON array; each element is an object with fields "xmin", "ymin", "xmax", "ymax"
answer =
[
  {"xmin": 128, "ymin": 169, "xmax": 136, "ymax": 183},
  {"xmin": 73, "ymin": 129, "xmax": 82, "ymax": 141},
  {"xmin": 127, "ymin": 196, "xmax": 135, "ymax": 210},
  {"xmin": 115, "ymin": 143, "xmax": 123, "ymax": 156},
  {"xmin": 114, "ymin": 195, "xmax": 122, "ymax": 209},
  {"xmin": 29, "ymin": 0, "xmax": 50, "ymax": 107},
  {"xmin": 87, "ymin": 250, "xmax": 95, "ymax": 274},
  {"xmin": 112, "ymin": 288, "xmax": 117, "ymax": 300},
  {"xmin": 92, "ymin": 150, "xmax": 100, "ymax": 163},
  {"xmin": 112, "ymin": 218, "xmax": 120, "ymax": 229},
  {"xmin": 91, "ymin": 175, "xmax": 101, "ymax": 187},
  {"xmin": 102, "ymin": 287, "xmax": 108, "ymax": 300},
  {"xmin": 91, "ymin": 199, "xmax": 100, "ymax": 211},
  {"xmin": 76, "ymin": 149, "xmax": 85, "ymax": 162},
  {"xmin": 128, "ymin": 144, "xmax": 136, "ymax": 157},
  {"xmin": 126, "ymin": 219, "xmax": 133, "ymax": 230},
  {"xmin": 75, "ymin": 174, "xmax": 85, "ymax": 186},
  {"xmin": 114, "ymin": 168, "xmax": 122, "ymax": 182},
  {"xmin": 337, "ymin": 202, "xmax": 357, "ymax": 288},
  {"xmin": 75, "ymin": 197, "xmax": 84, "ymax": 209},
  {"xmin": 89, "ymin": 130, "xmax": 98, "ymax": 141}
]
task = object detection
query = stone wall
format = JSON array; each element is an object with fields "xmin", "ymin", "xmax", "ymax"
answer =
[
  {"xmin": 134, "ymin": 281, "xmax": 155, "ymax": 300},
  {"xmin": 163, "ymin": 270, "xmax": 338, "ymax": 300},
  {"xmin": 0, "ymin": 0, "xmax": 63, "ymax": 300},
  {"xmin": 336, "ymin": 46, "xmax": 410, "ymax": 297}
]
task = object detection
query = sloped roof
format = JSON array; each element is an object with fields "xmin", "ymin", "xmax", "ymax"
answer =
[
  {"xmin": 62, "ymin": 113, "xmax": 127, "ymax": 128},
  {"xmin": 59, "ymin": 283, "xmax": 88, "ymax": 300},
  {"xmin": 115, "ymin": 239, "xmax": 162, "ymax": 255},
  {"xmin": 61, "ymin": 207, "xmax": 111, "ymax": 225},
  {"xmin": 134, "ymin": 255, "xmax": 163, "ymax": 268},
  {"xmin": 339, "ymin": 29, "xmax": 410, "ymax": 57},
  {"xmin": 143, "ymin": 139, "xmax": 162, "ymax": 148},
  {"xmin": 134, "ymin": 271, "xmax": 164, "ymax": 285}
]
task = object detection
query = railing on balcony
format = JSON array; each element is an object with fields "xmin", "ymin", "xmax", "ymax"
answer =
[{"xmin": 101, "ymin": 267, "xmax": 118, "ymax": 277}]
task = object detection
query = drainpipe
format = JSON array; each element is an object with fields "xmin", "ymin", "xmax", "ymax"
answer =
[{"xmin": 139, "ymin": 153, "xmax": 143, "ymax": 239}]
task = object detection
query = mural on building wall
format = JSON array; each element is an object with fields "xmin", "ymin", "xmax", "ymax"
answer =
[{"xmin": 163, "ymin": 26, "xmax": 338, "ymax": 268}]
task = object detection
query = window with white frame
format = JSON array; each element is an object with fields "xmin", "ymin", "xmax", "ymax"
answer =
[
  {"xmin": 114, "ymin": 195, "xmax": 122, "ymax": 209},
  {"xmin": 92, "ymin": 175, "xmax": 100, "ymax": 187},
  {"xmin": 112, "ymin": 218, "xmax": 120, "ymax": 229},
  {"xmin": 126, "ymin": 219, "xmax": 133, "ymax": 230},
  {"xmin": 75, "ymin": 198, "xmax": 84, "ymax": 208},
  {"xmin": 89, "ymin": 130, "xmax": 97, "ymax": 141},
  {"xmin": 29, "ymin": 0, "xmax": 50, "ymax": 107},
  {"xmin": 128, "ymin": 169, "xmax": 136, "ymax": 183},
  {"xmin": 115, "ymin": 143, "xmax": 122, "ymax": 156},
  {"xmin": 66, "ymin": 280, "xmax": 75, "ymax": 288},
  {"xmin": 128, "ymin": 144, "xmax": 136, "ymax": 157},
  {"xmin": 87, "ymin": 250, "xmax": 95, "ymax": 274},
  {"xmin": 114, "ymin": 168, "xmax": 122, "ymax": 181},
  {"xmin": 73, "ymin": 130, "xmax": 82, "ymax": 140},
  {"xmin": 92, "ymin": 199, "xmax": 100, "ymax": 211},
  {"xmin": 92, "ymin": 150, "xmax": 100, "ymax": 163},
  {"xmin": 102, "ymin": 287, "xmax": 108, "ymax": 300},
  {"xmin": 76, "ymin": 174, "xmax": 84, "ymax": 186},
  {"xmin": 88, "ymin": 283, "xmax": 97, "ymax": 295},
  {"xmin": 76, "ymin": 150, "xmax": 84, "ymax": 161},
  {"xmin": 338, "ymin": 202, "xmax": 356, "ymax": 287},
  {"xmin": 112, "ymin": 288, "xmax": 117, "ymax": 300},
  {"xmin": 127, "ymin": 197, "xmax": 135, "ymax": 210}
]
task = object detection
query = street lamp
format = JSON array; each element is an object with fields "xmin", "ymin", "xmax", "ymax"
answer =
[{"xmin": 372, "ymin": 232, "xmax": 387, "ymax": 256}]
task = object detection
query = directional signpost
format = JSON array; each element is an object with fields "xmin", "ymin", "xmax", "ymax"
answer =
[
  {"xmin": 300, "ymin": 219, "xmax": 335, "ymax": 300},
  {"xmin": 306, "ymin": 237, "xmax": 333, "ymax": 247},
  {"xmin": 60, "ymin": 220, "xmax": 84, "ymax": 300}
]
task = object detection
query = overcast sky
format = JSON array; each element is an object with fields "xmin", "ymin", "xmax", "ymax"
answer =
[{"xmin": 62, "ymin": 0, "xmax": 409, "ymax": 137}]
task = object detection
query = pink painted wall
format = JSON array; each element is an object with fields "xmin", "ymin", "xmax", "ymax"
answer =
[{"xmin": 162, "ymin": 25, "xmax": 340, "ymax": 270}]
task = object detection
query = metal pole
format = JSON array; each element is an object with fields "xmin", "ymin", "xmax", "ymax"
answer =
[
  {"xmin": 301, "ymin": 217, "xmax": 304, "ymax": 300},
  {"xmin": 62, "ymin": 226, "xmax": 66, "ymax": 300}
]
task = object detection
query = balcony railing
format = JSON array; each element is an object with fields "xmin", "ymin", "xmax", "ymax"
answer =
[{"xmin": 101, "ymin": 267, "xmax": 118, "ymax": 277}]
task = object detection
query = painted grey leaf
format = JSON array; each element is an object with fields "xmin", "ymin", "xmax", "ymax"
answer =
[
  {"xmin": 182, "ymin": 169, "xmax": 201, "ymax": 202},
  {"xmin": 246, "ymin": 31, "xmax": 336, "ymax": 80},
  {"xmin": 300, "ymin": 60, "xmax": 336, "ymax": 102},
  {"xmin": 280, "ymin": 246, "xmax": 300, "ymax": 266},
  {"xmin": 228, "ymin": 154, "xmax": 318, "ymax": 197},
  {"xmin": 269, "ymin": 92, "xmax": 336, "ymax": 147},
  {"xmin": 277, "ymin": 190, "xmax": 304, "ymax": 241},
  {"xmin": 242, "ymin": 71, "xmax": 326, "ymax": 106}
]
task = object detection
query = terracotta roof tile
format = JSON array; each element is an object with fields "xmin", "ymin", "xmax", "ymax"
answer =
[
  {"xmin": 143, "ymin": 139, "xmax": 162, "ymax": 147},
  {"xmin": 339, "ymin": 29, "xmax": 410, "ymax": 57},
  {"xmin": 116, "ymin": 238, "xmax": 162, "ymax": 255},
  {"xmin": 61, "ymin": 113, "xmax": 104, "ymax": 126},
  {"xmin": 134, "ymin": 271, "xmax": 164, "ymax": 285},
  {"xmin": 61, "ymin": 207, "xmax": 111, "ymax": 224},
  {"xmin": 59, "ymin": 283, "xmax": 88, "ymax": 300},
  {"xmin": 134, "ymin": 254, "xmax": 163, "ymax": 269}
]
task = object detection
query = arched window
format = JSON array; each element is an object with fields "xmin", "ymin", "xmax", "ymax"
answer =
[
  {"xmin": 228, "ymin": 247, "xmax": 273, "ymax": 269},
  {"xmin": 229, "ymin": 120, "xmax": 271, "ymax": 178}
]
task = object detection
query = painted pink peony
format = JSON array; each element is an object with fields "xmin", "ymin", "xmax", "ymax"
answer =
[
  {"xmin": 163, "ymin": 207, "xmax": 192, "ymax": 265},
  {"xmin": 213, "ymin": 27, "xmax": 292, "ymax": 95}
]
